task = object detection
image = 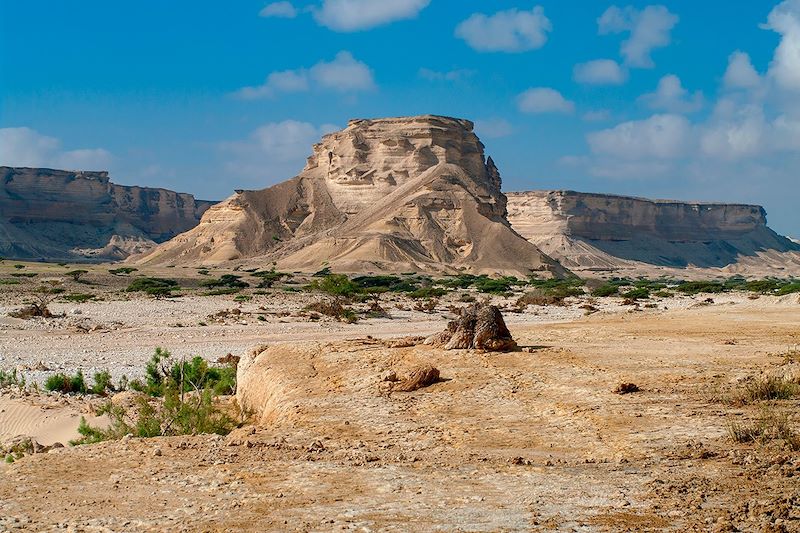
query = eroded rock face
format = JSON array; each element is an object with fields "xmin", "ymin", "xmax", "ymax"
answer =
[
  {"xmin": 0, "ymin": 167, "xmax": 215, "ymax": 261},
  {"xmin": 138, "ymin": 115, "xmax": 565, "ymax": 277},
  {"xmin": 507, "ymin": 190, "xmax": 800, "ymax": 276},
  {"xmin": 426, "ymin": 304, "xmax": 517, "ymax": 352}
]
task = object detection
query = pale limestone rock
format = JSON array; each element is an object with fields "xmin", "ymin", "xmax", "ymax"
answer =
[
  {"xmin": 0, "ymin": 166, "xmax": 214, "ymax": 261},
  {"xmin": 138, "ymin": 115, "xmax": 565, "ymax": 277},
  {"xmin": 506, "ymin": 190, "xmax": 800, "ymax": 277}
]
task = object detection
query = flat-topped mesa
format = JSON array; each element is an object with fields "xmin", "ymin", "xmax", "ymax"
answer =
[
  {"xmin": 137, "ymin": 115, "xmax": 564, "ymax": 277},
  {"xmin": 507, "ymin": 190, "xmax": 768, "ymax": 241},
  {"xmin": 507, "ymin": 190, "xmax": 800, "ymax": 275},
  {"xmin": 0, "ymin": 166, "xmax": 215, "ymax": 261},
  {"xmin": 301, "ymin": 115, "xmax": 504, "ymax": 216}
]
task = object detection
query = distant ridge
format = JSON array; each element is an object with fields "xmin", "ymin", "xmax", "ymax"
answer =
[
  {"xmin": 507, "ymin": 190, "xmax": 800, "ymax": 277},
  {"xmin": 0, "ymin": 166, "xmax": 214, "ymax": 262}
]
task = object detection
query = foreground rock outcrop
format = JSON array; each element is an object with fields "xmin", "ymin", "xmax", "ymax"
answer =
[
  {"xmin": 137, "ymin": 115, "xmax": 566, "ymax": 277},
  {"xmin": 507, "ymin": 190, "xmax": 800, "ymax": 277},
  {"xmin": 425, "ymin": 304, "xmax": 517, "ymax": 351},
  {"xmin": 0, "ymin": 167, "xmax": 215, "ymax": 261}
]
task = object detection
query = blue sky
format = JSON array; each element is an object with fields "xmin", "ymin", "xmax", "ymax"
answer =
[{"xmin": 1, "ymin": 0, "xmax": 799, "ymax": 235}]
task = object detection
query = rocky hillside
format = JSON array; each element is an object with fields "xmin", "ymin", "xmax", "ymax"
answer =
[
  {"xmin": 138, "ymin": 115, "xmax": 566, "ymax": 277},
  {"xmin": 507, "ymin": 190, "xmax": 800, "ymax": 277},
  {"xmin": 0, "ymin": 167, "xmax": 215, "ymax": 261}
]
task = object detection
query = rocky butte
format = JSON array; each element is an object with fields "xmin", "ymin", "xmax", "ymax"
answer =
[
  {"xmin": 0, "ymin": 166, "xmax": 214, "ymax": 261},
  {"xmin": 136, "ymin": 115, "xmax": 567, "ymax": 277},
  {"xmin": 506, "ymin": 190, "xmax": 800, "ymax": 277}
]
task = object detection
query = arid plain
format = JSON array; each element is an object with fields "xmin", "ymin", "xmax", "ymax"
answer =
[{"xmin": 0, "ymin": 262, "xmax": 798, "ymax": 532}]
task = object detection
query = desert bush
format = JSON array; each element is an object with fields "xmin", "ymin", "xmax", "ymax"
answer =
[
  {"xmin": 126, "ymin": 277, "xmax": 179, "ymax": 298},
  {"xmin": 72, "ymin": 386, "xmax": 237, "ymax": 445},
  {"xmin": 474, "ymin": 276, "xmax": 518, "ymax": 294},
  {"xmin": 620, "ymin": 287, "xmax": 650, "ymax": 300},
  {"xmin": 675, "ymin": 281, "xmax": 727, "ymax": 295},
  {"xmin": 409, "ymin": 286, "xmax": 447, "ymax": 299},
  {"xmin": 251, "ymin": 269, "xmax": 289, "ymax": 288},
  {"xmin": 727, "ymin": 408, "xmax": 799, "ymax": 450},
  {"xmin": 307, "ymin": 274, "xmax": 360, "ymax": 297},
  {"xmin": 45, "ymin": 371, "xmax": 87, "ymax": 394},
  {"xmin": 516, "ymin": 290, "xmax": 564, "ymax": 308},
  {"xmin": 10, "ymin": 284, "xmax": 62, "ymax": 318},
  {"xmin": 109, "ymin": 267, "xmax": 138, "ymax": 276},
  {"xmin": 304, "ymin": 299, "xmax": 358, "ymax": 323},
  {"xmin": 65, "ymin": 269, "xmax": 88, "ymax": 282},
  {"xmin": 0, "ymin": 368, "xmax": 25, "ymax": 390},
  {"xmin": 351, "ymin": 275, "xmax": 418, "ymax": 293},
  {"xmin": 0, "ymin": 279, "xmax": 20, "ymax": 285},
  {"xmin": 740, "ymin": 376, "xmax": 799, "ymax": 403},
  {"xmin": 591, "ymin": 284, "xmax": 619, "ymax": 297},
  {"xmin": 200, "ymin": 274, "xmax": 249, "ymax": 289},
  {"xmin": 10, "ymin": 272, "xmax": 37, "ymax": 278},
  {"xmin": 132, "ymin": 348, "xmax": 237, "ymax": 397},
  {"xmin": 63, "ymin": 293, "xmax": 94, "ymax": 303},
  {"xmin": 91, "ymin": 370, "xmax": 115, "ymax": 396}
]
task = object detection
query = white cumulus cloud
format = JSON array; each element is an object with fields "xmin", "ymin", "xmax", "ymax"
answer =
[
  {"xmin": 517, "ymin": 87, "xmax": 574, "ymax": 114},
  {"xmin": 474, "ymin": 118, "xmax": 513, "ymax": 139},
  {"xmin": 638, "ymin": 74, "xmax": 704, "ymax": 113},
  {"xmin": 259, "ymin": 2, "xmax": 297, "ymax": 18},
  {"xmin": 763, "ymin": 0, "xmax": 800, "ymax": 92},
  {"xmin": 0, "ymin": 127, "xmax": 112, "ymax": 170},
  {"xmin": 313, "ymin": 0, "xmax": 429, "ymax": 31},
  {"xmin": 573, "ymin": 59, "xmax": 627, "ymax": 85},
  {"xmin": 587, "ymin": 114, "xmax": 692, "ymax": 160},
  {"xmin": 598, "ymin": 5, "xmax": 678, "ymax": 68},
  {"xmin": 234, "ymin": 51, "xmax": 374, "ymax": 99},
  {"xmin": 723, "ymin": 51, "xmax": 762, "ymax": 90},
  {"xmin": 455, "ymin": 6, "xmax": 552, "ymax": 53},
  {"xmin": 220, "ymin": 121, "xmax": 340, "ymax": 184}
]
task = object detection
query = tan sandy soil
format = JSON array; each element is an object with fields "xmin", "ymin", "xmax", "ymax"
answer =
[{"xmin": 1, "ymin": 298, "xmax": 798, "ymax": 532}]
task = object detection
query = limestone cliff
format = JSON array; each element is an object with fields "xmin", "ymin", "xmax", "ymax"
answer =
[
  {"xmin": 138, "ymin": 115, "xmax": 565, "ymax": 277},
  {"xmin": 507, "ymin": 190, "xmax": 800, "ymax": 277},
  {"xmin": 0, "ymin": 167, "xmax": 214, "ymax": 261}
]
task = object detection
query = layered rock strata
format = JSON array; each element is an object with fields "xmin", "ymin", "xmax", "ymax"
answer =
[
  {"xmin": 138, "ymin": 116, "xmax": 565, "ymax": 277},
  {"xmin": 0, "ymin": 167, "xmax": 214, "ymax": 261},
  {"xmin": 507, "ymin": 190, "xmax": 800, "ymax": 276}
]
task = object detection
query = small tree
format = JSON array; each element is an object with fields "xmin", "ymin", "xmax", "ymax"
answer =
[{"xmin": 66, "ymin": 269, "xmax": 88, "ymax": 282}]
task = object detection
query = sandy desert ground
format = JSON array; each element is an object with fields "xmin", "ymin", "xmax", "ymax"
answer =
[{"xmin": 0, "ymin": 263, "xmax": 798, "ymax": 532}]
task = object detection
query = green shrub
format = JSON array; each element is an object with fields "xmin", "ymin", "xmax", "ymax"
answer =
[
  {"xmin": 109, "ymin": 267, "xmax": 138, "ymax": 276},
  {"xmin": 63, "ymin": 293, "xmax": 94, "ymax": 303},
  {"xmin": 200, "ymin": 274, "xmax": 249, "ymax": 289},
  {"xmin": 0, "ymin": 279, "xmax": 20, "ymax": 285},
  {"xmin": 65, "ymin": 269, "xmax": 88, "ymax": 282},
  {"xmin": 409, "ymin": 287, "xmax": 447, "ymax": 299},
  {"xmin": 776, "ymin": 283, "xmax": 800, "ymax": 295},
  {"xmin": 591, "ymin": 284, "xmax": 619, "ymax": 297},
  {"xmin": 71, "ymin": 386, "xmax": 237, "ymax": 445},
  {"xmin": 251, "ymin": 269, "xmax": 289, "ymax": 288},
  {"xmin": 45, "ymin": 371, "xmax": 87, "ymax": 394},
  {"xmin": 202, "ymin": 287, "xmax": 241, "ymax": 296},
  {"xmin": 134, "ymin": 348, "xmax": 237, "ymax": 397},
  {"xmin": 91, "ymin": 370, "xmax": 114, "ymax": 396},
  {"xmin": 126, "ymin": 277, "xmax": 179, "ymax": 298},
  {"xmin": 308, "ymin": 274, "xmax": 360, "ymax": 297},
  {"xmin": 474, "ymin": 276, "xmax": 520, "ymax": 294},
  {"xmin": 620, "ymin": 287, "xmax": 650, "ymax": 300},
  {"xmin": 304, "ymin": 299, "xmax": 359, "ymax": 323},
  {"xmin": 727, "ymin": 408, "xmax": 799, "ymax": 450},
  {"xmin": 0, "ymin": 368, "xmax": 25, "ymax": 389},
  {"xmin": 675, "ymin": 281, "xmax": 727, "ymax": 295},
  {"xmin": 10, "ymin": 272, "xmax": 37, "ymax": 278}
]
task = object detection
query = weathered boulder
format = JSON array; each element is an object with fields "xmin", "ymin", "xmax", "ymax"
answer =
[{"xmin": 426, "ymin": 304, "xmax": 517, "ymax": 352}]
